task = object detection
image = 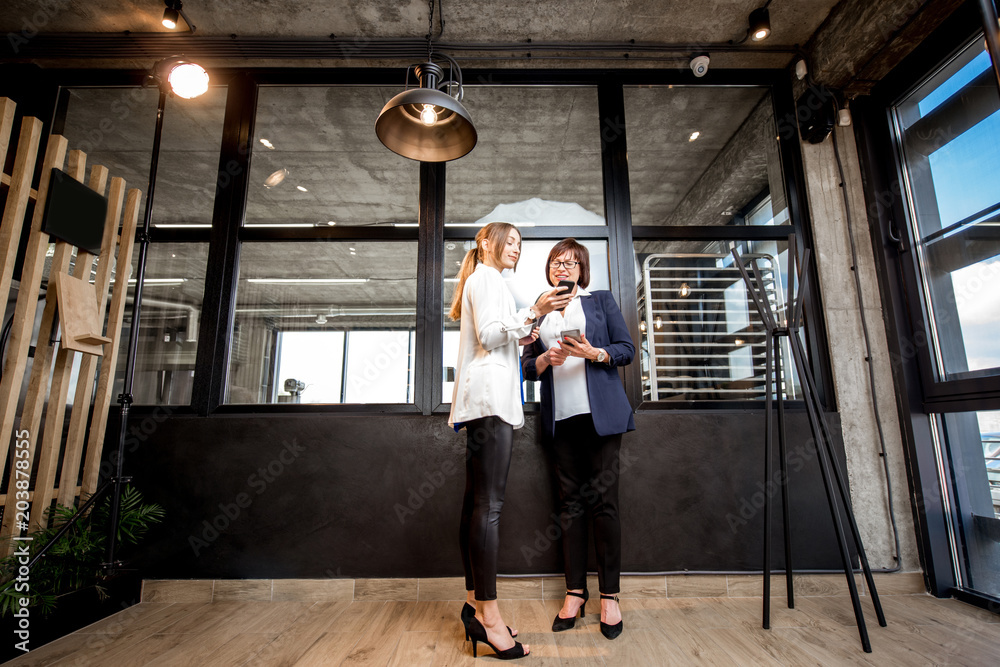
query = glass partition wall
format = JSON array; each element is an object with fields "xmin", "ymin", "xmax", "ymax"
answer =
[
  {"xmin": 51, "ymin": 72, "xmax": 821, "ymax": 411},
  {"xmin": 60, "ymin": 84, "xmax": 226, "ymax": 405}
]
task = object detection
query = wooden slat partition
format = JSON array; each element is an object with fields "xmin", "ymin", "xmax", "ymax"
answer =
[
  {"xmin": 0, "ymin": 147, "xmax": 79, "ymax": 539},
  {"xmin": 81, "ymin": 188, "xmax": 141, "ymax": 496},
  {"xmin": 0, "ymin": 98, "xmax": 14, "ymax": 171},
  {"xmin": 30, "ymin": 162, "xmax": 109, "ymax": 529},
  {"xmin": 0, "ymin": 101, "xmax": 142, "ymax": 549},
  {"xmin": 0, "ymin": 110, "xmax": 43, "ymax": 338},
  {"xmin": 0, "ymin": 134, "xmax": 68, "ymax": 541},
  {"xmin": 56, "ymin": 176, "xmax": 126, "ymax": 508}
]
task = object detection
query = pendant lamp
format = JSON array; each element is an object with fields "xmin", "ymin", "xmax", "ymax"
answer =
[{"xmin": 375, "ymin": 58, "xmax": 478, "ymax": 162}]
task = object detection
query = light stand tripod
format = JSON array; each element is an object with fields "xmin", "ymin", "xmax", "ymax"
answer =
[{"xmin": 732, "ymin": 234, "xmax": 886, "ymax": 652}]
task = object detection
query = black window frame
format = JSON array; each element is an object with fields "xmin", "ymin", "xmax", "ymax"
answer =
[{"xmin": 38, "ymin": 65, "xmax": 832, "ymax": 417}]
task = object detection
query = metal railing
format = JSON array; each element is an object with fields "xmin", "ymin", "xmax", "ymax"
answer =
[{"xmin": 638, "ymin": 252, "xmax": 798, "ymax": 401}]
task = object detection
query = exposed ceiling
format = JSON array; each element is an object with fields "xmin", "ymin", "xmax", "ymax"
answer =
[
  {"xmin": 19, "ymin": 0, "xmax": 803, "ymax": 346},
  {"xmin": 2, "ymin": 1, "xmax": 838, "ymax": 46}
]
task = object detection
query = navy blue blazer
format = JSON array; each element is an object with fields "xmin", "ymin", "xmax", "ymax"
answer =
[{"xmin": 521, "ymin": 290, "xmax": 635, "ymax": 438}]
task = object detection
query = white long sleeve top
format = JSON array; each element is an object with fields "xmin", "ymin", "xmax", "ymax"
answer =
[{"xmin": 448, "ymin": 263, "xmax": 536, "ymax": 429}]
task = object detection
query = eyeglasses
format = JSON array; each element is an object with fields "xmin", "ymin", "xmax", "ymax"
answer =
[{"xmin": 549, "ymin": 260, "xmax": 579, "ymax": 269}]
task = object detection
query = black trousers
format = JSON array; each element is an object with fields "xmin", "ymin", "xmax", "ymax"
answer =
[
  {"xmin": 549, "ymin": 413, "xmax": 622, "ymax": 595},
  {"xmin": 459, "ymin": 416, "xmax": 514, "ymax": 601}
]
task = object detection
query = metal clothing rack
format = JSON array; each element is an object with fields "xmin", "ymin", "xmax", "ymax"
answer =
[{"xmin": 732, "ymin": 234, "xmax": 887, "ymax": 653}]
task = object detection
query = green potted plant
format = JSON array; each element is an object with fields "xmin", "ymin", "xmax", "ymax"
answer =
[{"xmin": 0, "ymin": 485, "xmax": 164, "ymax": 656}]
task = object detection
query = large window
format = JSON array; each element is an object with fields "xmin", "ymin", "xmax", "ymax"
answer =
[
  {"xmin": 445, "ymin": 86, "xmax": 605, "ymax": 227},
  {"xmin": 228, "ymin": 241, "xmax": 417, "ymax": 404},
  {"xmin": 626, "ymin": 85, "xmax": 803, "ymax": 404},
  {"xmin": 442, "ymin": 240, "xmax": 610, "ymax": 402},
  {"xmin": 61, "ymin": 84, "xmax": 226, "ymax": 405},
  {"xmin": 893, "ymin": 38, "xmax": 1000, "ymax": 381},
  {"xmin": 889, "ymin": 33, "xmax": 1000, "ymax": 602},
  {"xmin": 624, "ymin": 86, "xmax": 789, "ymax": 227},
  {"xmin": 248, "ymin": 86, "xmax": 419, "ymax": 228},
  {"xmin": 633, "ymin": 237, "xmax": 801, "ymax": 402}
]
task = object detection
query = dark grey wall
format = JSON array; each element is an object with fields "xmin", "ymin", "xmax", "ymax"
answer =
[{"xmin": 121, "ymin": 409, "xmax": 851, "ymax": 579}]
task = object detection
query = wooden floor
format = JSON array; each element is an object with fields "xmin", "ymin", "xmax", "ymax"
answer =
[{"xmin": 7, "ymin": 588, "xmax": 998, "ymax": 666}]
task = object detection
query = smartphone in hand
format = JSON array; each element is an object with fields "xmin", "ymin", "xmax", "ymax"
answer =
[
  {"xmin": 556, "ymin": 280, "xmax": 575, "ymax": 312},
  {"xmin": 561, "ymin": 328, "xmax": 582, "ymax": 343}
]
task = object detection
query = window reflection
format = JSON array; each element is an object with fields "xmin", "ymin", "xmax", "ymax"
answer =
[
  {"xmin": 634, "ymin": 237, "xmax": 801, "ymax": 401},
  {"xmin": 61, "ymin": 86, "xmax": 225, "ymax": 405},
  {"xmin": 228, "ymin": 241, "xmax": 417, "ymax": 404},
  {"xmin": 442, "ymin": 240, "xmax": 609, "ymax": 402},
  {"xmin": 893, "ymin": 37, "xmax": 1000, "ymax": 380},
  {"xmin": 248, "ymin": 86, "xmax": 419, "ymax": 227},
  {"xmin": 623, "ymin": 86, "xmax": 788, "ymax": 227},
  {"xmin": 112, "ymin": 243, "xmax": 208, "ymax": 405},
  {"xmin": 444, "ymin": 87, "xmax": 604, "ymax": 226}
]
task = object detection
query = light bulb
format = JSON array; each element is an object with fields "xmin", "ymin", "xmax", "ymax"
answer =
[
  {"xmin": 654, "ymin": 316, "xmax": 663, "ymax": 330},
  {"xmin": 162, "ymin": 16, "xmax": 177, "ymax": 29},
  {"xmin": 753, "ymin": 28, "xmax": 769, "ymax": 41},
  {"xmin": 679, "ymin": 282, "xmax": 691, "ymax": 298},
  {"xmin": 420, "ymin": 104, "xmax": 438, "ymax": 126},
  {"xmin": 639, "ymin": 321, "xmax": 647, "ymax": 332},
  {"xmin": 167, "ymin": 62, "xmax": 209, "ymax": 99}
]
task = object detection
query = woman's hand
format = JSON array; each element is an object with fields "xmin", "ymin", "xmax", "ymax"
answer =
[
  {"xmin": 546, "ymin": 343, "xmax": 569, "ymax": 367},
  {"xmin": 518, "ymin": 327, "xmax": 539, "ymax": 346},
  {"xmin": 560, "ymin": 333, "xmax": 606, "ymax": 362},
  {"xmin": 533, "ymin": 286, "xmax": 573, "ymax": 316}
]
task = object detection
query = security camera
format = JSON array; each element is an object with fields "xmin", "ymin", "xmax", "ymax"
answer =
[{"xmin": 690, "ymin": 54, "xmax": 710, "ymax": 78}]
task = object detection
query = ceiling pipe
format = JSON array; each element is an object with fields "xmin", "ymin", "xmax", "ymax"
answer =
[{"xmin": 2, "ymin": 35, "xmax": 803, "ymax": 61}]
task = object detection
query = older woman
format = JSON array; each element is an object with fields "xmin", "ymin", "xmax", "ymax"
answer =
[{"xmin": 520, "ymin": 238, "xmax": 635, "ymax": 640}]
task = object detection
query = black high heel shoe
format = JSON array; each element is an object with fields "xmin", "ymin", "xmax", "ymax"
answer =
[
  {"xmin": 461, "ymin": 602, "xmax": 516, "ymax": 641},
  {"xmin": 551, "ymin": 589, "xmax": 589, "ymax": 632},
  {"xmin": 467, "ymin": 615, "xmax": 528, "ymax": 659},
  {"xmin": 599, "ymin": 594, "xmax": 623, "ymax": 640}
]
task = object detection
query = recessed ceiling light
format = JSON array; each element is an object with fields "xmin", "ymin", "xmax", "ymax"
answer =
[
  {"xmin": 259, "ymin": 138, "xmax": 275, "ymax": 149},
  {"xmin": 296, "ymin": 185, "xmax": 308, "ymax": 192},
  {"xmin": 349, "ymin": 247, "xmax": 356, "ymax": 251},
  {"xmin": 689, "ymin": 131, "xmax": 700, "ymax": 142},
  {"xmin": 327, "ymin": 221, "xmax": 337, "ymax": 226},
  {"xmin": 264, "ymin": 168, "xmax": 288, "ymax": 188}
]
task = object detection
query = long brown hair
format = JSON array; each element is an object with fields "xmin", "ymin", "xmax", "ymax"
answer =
[{"xmin": 448, "ymin": 222, "xmax": 520, "ymax": 321}]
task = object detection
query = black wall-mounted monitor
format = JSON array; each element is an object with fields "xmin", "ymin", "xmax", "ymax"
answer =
[{"xmin": 41, "ymin": 168, "xmax": 108, "ymax": 255}]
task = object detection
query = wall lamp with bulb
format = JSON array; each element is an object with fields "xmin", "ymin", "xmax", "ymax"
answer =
[
  {"xmin": 150, "ymin": 56, "xmax": 210, "ymax": 99},
  {"xmin": 162, "ymin": 0, "xmax": 197, "ymax": 33},
  {"xmin": 375, "ymin": 54, "xmax": 478, "ymax": 162}
]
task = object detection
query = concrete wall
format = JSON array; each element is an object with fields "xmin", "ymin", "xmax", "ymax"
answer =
[{"xmin": 799, "ymin": 126, "xmax": 920, "ymax": 571}]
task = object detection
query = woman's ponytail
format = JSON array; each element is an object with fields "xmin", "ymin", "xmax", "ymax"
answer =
[{"xmin": 448, "ymin": 247, "xmax": 479, "ymax": 321}]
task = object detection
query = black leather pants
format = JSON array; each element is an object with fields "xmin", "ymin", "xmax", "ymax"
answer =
[{"xmin": 459, "ymin": 416, "xmax": 514, "ymax": 601}]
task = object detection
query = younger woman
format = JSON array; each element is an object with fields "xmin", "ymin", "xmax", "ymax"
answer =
[{"xmin": 449, "ymin": 222, "xmax": 570, "ymax": 659}]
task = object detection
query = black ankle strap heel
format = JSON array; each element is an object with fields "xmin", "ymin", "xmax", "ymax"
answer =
[
  {"xmin": 551, "ymin": 589, "xmax": 589, "ymax": 632},
  {"xmin": 599, "ymin": 594, "xmax": 623, "ymax": 640}
]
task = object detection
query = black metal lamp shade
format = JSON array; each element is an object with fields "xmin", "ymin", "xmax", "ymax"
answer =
[{"xmin": 375, "ymin": 64, "xmax": 478, "ymax": 162}]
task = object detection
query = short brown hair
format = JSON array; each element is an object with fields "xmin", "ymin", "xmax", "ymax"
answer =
[{"xmin": 546, "ymin": 238, "xmax": 590, "ymax": 289}]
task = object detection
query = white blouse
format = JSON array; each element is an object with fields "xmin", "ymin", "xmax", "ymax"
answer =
[
  {"xmin": 448, "ymin": 263, "xmax": 536, "ymax": 429},
  {"xmin": 538, "ymin": 287, "xmax": 592, "ymax": 421}
]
